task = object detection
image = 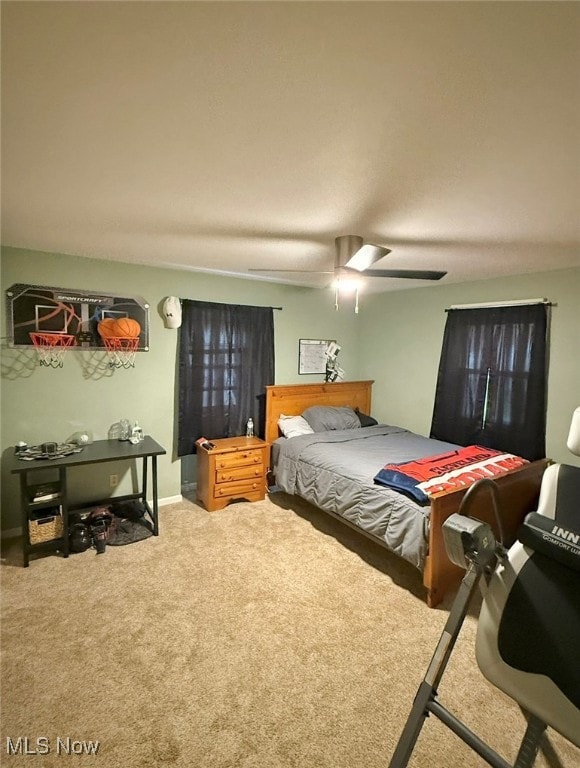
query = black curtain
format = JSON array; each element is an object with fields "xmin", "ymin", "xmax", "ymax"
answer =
[
  {"xmin": 430, "ymin": 303, "xmax": 548, "ymax": 460},
  {"xmin": 177, "ymin": 300, "xmax": 275, "ymax": 456}
]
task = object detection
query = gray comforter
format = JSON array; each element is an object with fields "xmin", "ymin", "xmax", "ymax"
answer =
[{"xmin": 272, "ymin": 425, "xmax": 459, "ymax": 570}]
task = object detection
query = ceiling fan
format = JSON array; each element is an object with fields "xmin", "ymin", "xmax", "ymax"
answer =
[{"xmin": 249, "ymin": 235, "xmax": 447, "ymax": 282}]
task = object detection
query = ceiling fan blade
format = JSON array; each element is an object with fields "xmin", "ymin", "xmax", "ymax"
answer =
[
  {"xmin": 345, "ymin": 243, "xmax": 391, "ymax": 271},
  {"xmin": 248, "ymin": 268, "xmax": 334, "ymax": 274},
  {"xmin": 363, "ymin": 269, "xmax": 447, "ymax": 280},
  {"xmin": 247, "ymin": 235, "xmax": 446, "ymax": 283}
]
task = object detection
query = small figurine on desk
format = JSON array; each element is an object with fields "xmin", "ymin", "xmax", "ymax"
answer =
[
  {"xmin": 110, "ymin": 419, "xmax": 144, "ymax": 442},
  {"xmin": 246, "ymin": 418, "xmax": 254, "ymax": 437},
  {"xmin": 130, "ymin": 421, "xmax": 144, "ymax": 445}
]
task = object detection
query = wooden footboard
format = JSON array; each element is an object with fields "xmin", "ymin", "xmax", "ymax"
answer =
[{"xmin": 423, "ymin": 459, "xmax": 549, "ymax": 607}]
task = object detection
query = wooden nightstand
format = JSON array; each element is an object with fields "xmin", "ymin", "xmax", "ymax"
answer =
[{"xmin": 196, "ymin": 436, "xmax": 270, "ymax": 511}]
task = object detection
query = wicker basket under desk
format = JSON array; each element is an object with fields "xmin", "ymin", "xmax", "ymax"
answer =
[{"xmin": 28, "ymin": 508, "xmax": 63, "ymax": 544}]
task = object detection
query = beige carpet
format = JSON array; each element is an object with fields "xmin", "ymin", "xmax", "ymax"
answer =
[{"xmin": 1, "ymin": 494, "xmax": 578, "ymax": 768}]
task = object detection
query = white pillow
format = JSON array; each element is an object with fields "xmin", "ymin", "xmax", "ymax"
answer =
[{"xmin": 277, "ymin": 414, "xmax": 314, "ymax": 439}]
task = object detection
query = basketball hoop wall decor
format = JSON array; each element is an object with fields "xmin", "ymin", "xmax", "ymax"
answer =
[
  {"xmin": 6, "ymin": 284, "xmax": 149, "ymax": 368},
  {"xmin": 98, "ymin": 317, "xmax": 141, "ymax": 368},
  {"xmin": 29, "ymin": 332, "xmax": 76, "ymax": 368}
]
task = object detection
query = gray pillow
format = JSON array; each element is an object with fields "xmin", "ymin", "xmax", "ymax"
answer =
[{"xmin": 301, "ymin": 406, "xmax": 361, "ymax": 432}]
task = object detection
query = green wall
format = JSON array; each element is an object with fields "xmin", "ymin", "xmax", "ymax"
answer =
[
  {"xmin": 0, "ymin": 246, "xmax": 362, "ymax": 531},
  {"xmin": 2, "ymin": 247, "xmax": 579, "ymax": 534}
]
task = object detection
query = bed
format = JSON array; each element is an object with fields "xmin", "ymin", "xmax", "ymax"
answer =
[{"xmin": 265, "ymin": 380, "xmax": 548, "ymax": 607}]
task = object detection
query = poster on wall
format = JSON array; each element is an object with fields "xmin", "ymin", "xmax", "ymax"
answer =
[{"xmin": 5, "ymin": 284, "xmax": 149, "ymax": 351}]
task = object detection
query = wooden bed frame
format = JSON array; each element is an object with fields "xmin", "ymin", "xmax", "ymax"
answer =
[{"xmin": 265, "ymin": 380, "xmax": 548, "ymax": 607}]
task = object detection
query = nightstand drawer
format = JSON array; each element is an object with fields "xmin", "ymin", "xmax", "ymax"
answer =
[
  {"xmin": 214, "ymin": 449, "xmax": 263, "ymax": 471},
  {"xmin": 214, "ymin": 478, "xmax": 263, "ymax": 499},
  {"xmin": 216, "ymin": 465, "xmax": 263, "ymax": 483}
]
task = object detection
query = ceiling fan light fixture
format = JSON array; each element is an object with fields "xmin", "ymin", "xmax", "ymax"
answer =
[
  {"xmin": 331, "ymin": 276, "xmax": 361, "ymax": 294},
  {"xmin": 332, "ymin": 277, "xmax": 361, "ymax": 314},
  {"xmin": 345, "ymin": 243, "xmax": 391, "ymax": 272}
]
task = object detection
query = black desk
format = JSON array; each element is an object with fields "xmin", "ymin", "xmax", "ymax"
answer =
[{"xmin": 8, "ymin": 436, "xmax": 166, "ymax": 566}]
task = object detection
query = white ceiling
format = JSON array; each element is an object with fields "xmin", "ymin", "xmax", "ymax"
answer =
[{"xmin": 2, "ymin": 1, "xmax": 579, "ymax": 293}]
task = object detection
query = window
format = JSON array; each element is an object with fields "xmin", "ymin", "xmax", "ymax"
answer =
[
  {"xmin": 177, "ymin": 300, "xmax": 275, "ymax": 456},
  {"xmin": 430, "ymin": 303, "xmax": 548, "ymax": 460}
]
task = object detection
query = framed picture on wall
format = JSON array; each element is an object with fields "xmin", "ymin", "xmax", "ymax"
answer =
[{"xmin": 298, "ymin": 339, "xmax": 333, "ymax": 375}]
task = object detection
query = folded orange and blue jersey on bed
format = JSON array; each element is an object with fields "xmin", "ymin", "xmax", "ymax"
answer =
[{"xmin": 373, "ymin": 445, "xmax": 528, "ymax": 503}]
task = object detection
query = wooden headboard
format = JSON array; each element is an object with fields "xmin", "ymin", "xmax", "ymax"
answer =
[{"xmin": 264, "ymin": 380, "xmax": 374, "ymax": 444}]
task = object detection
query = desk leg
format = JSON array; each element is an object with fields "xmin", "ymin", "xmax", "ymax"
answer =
[
  {"xmin": 152, "ymin": 456, "xmax": 159, "ymax": 536},
  {"xmin": 60, "ymin": 467, "xmax": 69, "ymax": 558},
  {"xmin": 20, "ymin": 473, "xmax": 30, "ymax": 567},
  {"xmin": 142, "ymin": 455, "xmax": 148, "ymax": 502}
]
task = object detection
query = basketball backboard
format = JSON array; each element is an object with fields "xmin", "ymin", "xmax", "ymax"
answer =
[{"xmin": 6, "ymin": 284, "xmax": 149, "ymax": 351}]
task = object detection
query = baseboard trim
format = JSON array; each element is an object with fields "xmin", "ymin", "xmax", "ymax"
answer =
[{"xmin": 158, "ymin": 494, "xmax": 184, "ymax": 506}]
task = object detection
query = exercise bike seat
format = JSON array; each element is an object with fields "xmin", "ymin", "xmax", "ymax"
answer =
[{"xmin": 475, "ymin": 410, "xmax": 580, "ymax": 749}]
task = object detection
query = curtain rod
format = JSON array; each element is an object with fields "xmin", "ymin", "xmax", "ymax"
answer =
[
  {"xmin": 177, "ymin": 297, "xmax": 282, "ymax": 310},
  {"xmin": 445, "ymin": 298, "xmax": 552, "ymax": 312}
]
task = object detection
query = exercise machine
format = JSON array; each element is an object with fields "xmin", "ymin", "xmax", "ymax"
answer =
[{"xmin": 389, "ymin": 409, "xmax": 580, "ymax": 768}]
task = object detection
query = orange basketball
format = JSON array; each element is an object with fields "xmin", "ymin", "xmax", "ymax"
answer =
[
  {"xmin": 111, "ymin": 317, "xmax": 141, "ymax": 338},
  {"xmin": 97, "ymin": 318, "xmax": 119, "ymax": 338}
]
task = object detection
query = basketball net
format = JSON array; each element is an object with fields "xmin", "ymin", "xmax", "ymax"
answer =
[
  {"xmin": 102, "ymin": 336, "xmax": 139, "ymax": 369},
  {"xmin": 30, "ymin": 332, "xmax": 76, "ymax": 368}
]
